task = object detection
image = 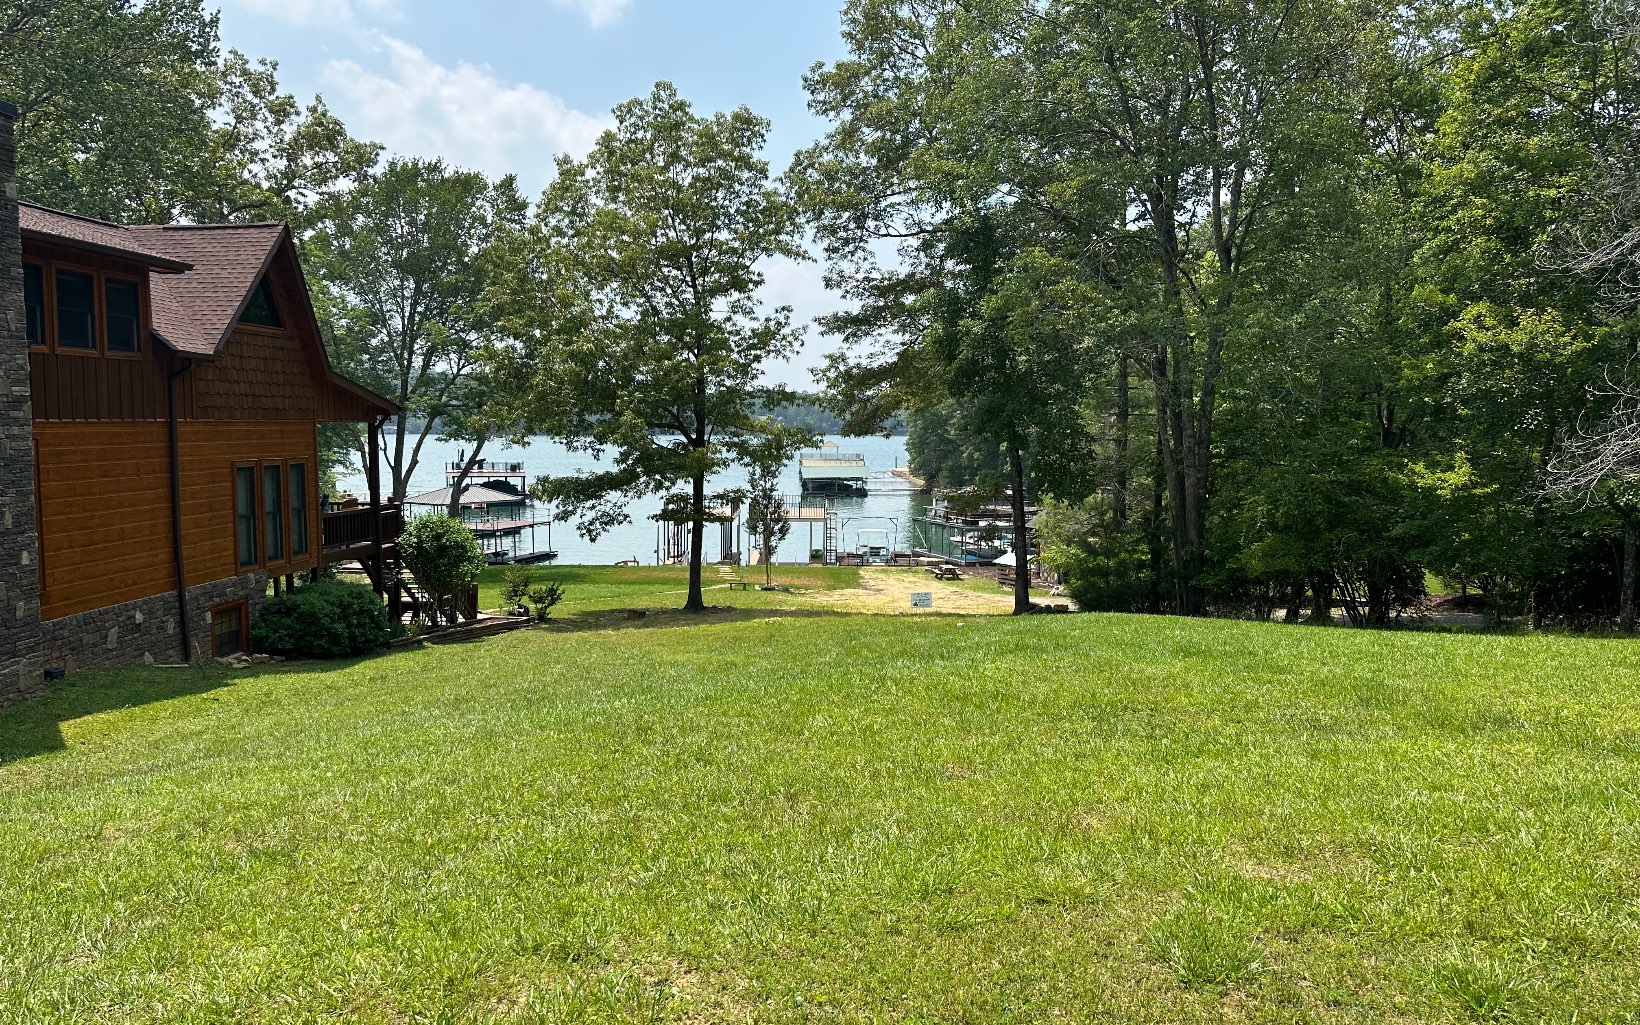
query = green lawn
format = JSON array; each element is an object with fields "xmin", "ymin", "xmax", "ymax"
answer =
[
  {"xmin": 473, "ymin": 562, "xmax": 863, "ymax": 617},
  {"xmin": 3, "ymin": 572, "xmax": 1640, "ymax": 1022}
]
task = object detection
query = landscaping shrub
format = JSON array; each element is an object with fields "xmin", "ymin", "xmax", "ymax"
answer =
[
  {"xmin": 251, "ymin": 579, "xmax": 391, "ymax": 658},
  {"xmin": 528, "ymin": 581, "xmax": 566, "ymax": 621},
  {"xmin": 500, "ymin": 566, "xmax": 537, "ymax": 612},
  {"xmin": 398, "ymin": 514, "xmax": 488, "ymax": 625}
]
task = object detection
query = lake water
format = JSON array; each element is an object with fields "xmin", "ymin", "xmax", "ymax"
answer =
[{"xmin": 340, "ymin": 434, "xmax": 928, "ymax": 566}]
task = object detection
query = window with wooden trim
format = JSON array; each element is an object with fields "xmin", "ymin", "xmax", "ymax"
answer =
[
  {"xmin": 235, "ymin": 465, "xmax": 258, "ymax": 567},
  {"xmin": 241, "ymin": 278, "xmax": 283, "ymax": 328},
  {"xmin": 25, "ymin": 257, "xmax": 149, "ymax": 356},
  {"xmin": 54, "ymin": 268, "xmax": 96, "ymax": 350},
  {"xmin": 289, "ymin": 463, "xmax": 310, "ymax": 557},
  {"xmin": 211, "ymin": 602, "xmax": 248, "ymax": 658},
  {"xmin": 104, "ymin": 277, "xmax": 142, "ymax": 354},
  {"xmin": 263, "ymin": 463, "xmax": 285, "ymax": 562},
  {"xmin": 22, "ymin": 263, "xmax": 44, "ymax": 347}
]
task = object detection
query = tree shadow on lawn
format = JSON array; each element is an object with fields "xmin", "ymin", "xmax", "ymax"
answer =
[
  {"xmin": 542, "ymin": 603, "xmax": 997, "ymax": 635},
  {"xmin": 0, "ymin": 658, "xmax": 368, "ymax": 765}
]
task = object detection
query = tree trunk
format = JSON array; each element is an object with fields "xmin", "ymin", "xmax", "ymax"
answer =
[
  {"xmin": 446, "ymin": 439, "xmax": 487, "ymax": 519},
  {"xmin": 1622, "ymin": 512, "xmax": 1637, "ymax": 633},
  {"xmin": 1008, "ymin": 443, "xmax": 1032, "ymax": 616},
  {"xmin": 1308, "ymin": 573, "xmax": 1334, "ymax": 626},
  {"xmin": 1114, "ymin": 352, "xmax": 1130, "ymax": 527},
  {"xmin": 1283, "ymin": 583, "xmax": 1304, "ymax": 625},
  {"xmin": 765, "ymin": 526, "xmax": 775, "ymax": 588},
  {"xmin": 685, "ymin": 469, "xmax": 707, "ymax": 612}
]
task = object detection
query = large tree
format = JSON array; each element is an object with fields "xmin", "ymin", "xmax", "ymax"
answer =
[
  {"xmin": 519, "ymin": 83, "xmax": 805, "ymax": 612},
  {"xmin": 1, "ymin": 1, "xmax": 375, "ymax": 225},
  {"xmin": 798, "ymin": 0, "xmax": 1377, "ymax": 614},
  {"xmin": 308, "ymin": 158, "xmax": 528, "ymax": 503}
]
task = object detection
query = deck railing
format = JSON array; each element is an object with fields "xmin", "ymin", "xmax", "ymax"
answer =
[{"xmin": 322, "ymin": 502, "xmax": 403, "ymax": 551}]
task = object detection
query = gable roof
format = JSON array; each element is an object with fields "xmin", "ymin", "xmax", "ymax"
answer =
[
  {"xmin": 127, "ymin": 223, "xmax": 286, "ymax": 356},
  {"xmin": 19, "ymin": 203, "xmax": 193, "ymax": 272},
  {"xmin": 20, "ymin": 201, "xmax": 399, "ymax": 417}
]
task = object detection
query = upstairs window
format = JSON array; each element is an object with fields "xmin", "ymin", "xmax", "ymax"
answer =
[
  {"xmin": 235, "ymin": 466, "xmax": 258, "ymax": 567},
  {"xmin": 55, "ymin": 269, "xmax": 96, "ymax": 350},
  {"xmin": 105, "ymin": 278, "xmax": 142, "ymax": 354},
  {"xmin": 22, "ymin": 264, "xmax": 44, "ymax": 347},
  {"xmin": 289, "ymin": 463, "xmax": 310, "ymax": 557},
  {"xmin": 263, "ymin": 463, "xmax": 285, "ymax": 562},
  {"xmin": 241, "ymin": 278, "xmax": 283, "ymax": 328}
]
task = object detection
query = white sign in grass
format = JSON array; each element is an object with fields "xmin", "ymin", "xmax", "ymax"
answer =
[{"xmin": 911, "ymin": 592, "xmax": 934, "ymax": 609}]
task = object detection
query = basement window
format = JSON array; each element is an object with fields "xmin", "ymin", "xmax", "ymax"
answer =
[{"xmin": 211, "ymin": 602, "xmax": 247, "ymax": 658}]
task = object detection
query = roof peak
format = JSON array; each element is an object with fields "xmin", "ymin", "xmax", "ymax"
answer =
[{"xmin": 129, "ymin": 221, "xmax": 287, "ymax": 232}]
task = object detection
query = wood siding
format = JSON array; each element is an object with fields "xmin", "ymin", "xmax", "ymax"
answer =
[
  {"xmin": 24, "ymin": 241, "xmax": 188, "ymax": 422},
  {"xmin": 35, "ymin": 420, "xmax": 320, "ymax": 621}
]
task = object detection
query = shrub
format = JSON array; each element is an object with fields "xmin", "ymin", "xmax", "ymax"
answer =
[
  {"xmin": 500, "ymin": 566, "xmax": 537, "ymax": 612},
  {"xmin": 398, "ymin": 514, "xmax": 487, "ymax": 625},
  {"xmin": 528, "ymin": 581, "xmax": 566, "ymax": 622},
  {"xmin": 252, "ymin": 580, "xmax": 391, "ymax": 658}
]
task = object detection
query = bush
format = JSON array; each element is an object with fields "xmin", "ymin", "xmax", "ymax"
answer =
[
  {"xmin": 500, "ymin": 566, "xmax": 537, "ymax": 612},
  {"xmin": 398, "ymin": 514, "xmax": 487, "ymax": 625},
  {"xmin": 252, "ymin": 580, "xmax": 391, "ymax": 658},
  {"xmin": 528, "ymin": 581, "xmax": 566, "ymax": 622}
]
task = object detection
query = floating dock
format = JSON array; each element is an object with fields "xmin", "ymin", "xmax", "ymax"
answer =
[{"xmin": 799, "ymin": 448, "xmax": 869, "ymax": 496}]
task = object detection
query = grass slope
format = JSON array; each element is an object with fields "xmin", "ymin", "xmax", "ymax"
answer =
[{"xmin": 2, "ymin": 574, "xmax": 1639, "ymax": 1023}]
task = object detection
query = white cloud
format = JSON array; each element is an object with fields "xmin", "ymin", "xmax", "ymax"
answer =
[
  {"xmin": 218, "ymin": 0, "xmax": 400, "ymax": 28},
  {"xmin": 551, "ymin": 0, "xmax": 633, "ymax": 29},
  {"xmin": 322, "ymin": 35, "xmax": 612, "ymax": 187}
]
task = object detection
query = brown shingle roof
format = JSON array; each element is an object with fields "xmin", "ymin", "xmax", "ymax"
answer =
[
  {"xmin": 19, "ymin": 203, "xmax": 192, "ymax": 272},
  {"xmin": 128, "ymin": 223, "xmax": 286, "ymax": 356}
]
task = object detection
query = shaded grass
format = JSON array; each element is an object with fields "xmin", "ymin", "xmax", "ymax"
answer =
[{"xmin": 2, "ymin": 604, "xmax": 1640, "ymax": 1022}]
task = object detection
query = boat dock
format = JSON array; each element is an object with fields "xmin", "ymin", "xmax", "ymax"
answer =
[
  {"xmin": 799, "ymin": 448, "xmax": 869, "ymax": 496},
  {"xmin": 405, "ymin": 461, "xmax": 557, "ymax": 565}
]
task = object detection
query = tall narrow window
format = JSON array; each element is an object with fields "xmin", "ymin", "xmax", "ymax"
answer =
[
  {"xmin": 289, "ymin": 463, "xmax": 309, "ymax": 557},
  {"xmin": 235, "ymin": 466, "xmax": 258, "ymax": 567},
  {"xmin": 263, "ymin": 463, "xmax": 285, "ymax": 562},
  {"xmin": 55, "ymin": 269, "xmax": 95, "ymax": 350},
  {"xmin": 105, "ymin": 278, "xmax": 141, "ymax": 353},
  {"xmin": 22, "ymin": 264, "xmax": 44, "ymax": 347}
]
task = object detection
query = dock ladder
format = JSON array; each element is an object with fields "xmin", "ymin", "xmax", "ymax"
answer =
[{"xmin": 823, "ymin": 510, "xmax": 841, "ymax": 566}]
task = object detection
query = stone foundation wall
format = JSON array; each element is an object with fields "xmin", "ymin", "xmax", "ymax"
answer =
[
  {"xmin": 0, "ymin": 99, "xmax": 43, "ymax": 708},
  {"xmin": 41, "ymin": 573, "xmax": 268, "ymax": 672}
]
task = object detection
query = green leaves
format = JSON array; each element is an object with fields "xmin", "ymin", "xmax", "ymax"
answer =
[{"xmin": 509, "ymin": 84, "xmax": 806, "ymax": 608}]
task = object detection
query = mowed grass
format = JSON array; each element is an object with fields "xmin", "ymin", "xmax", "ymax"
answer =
[
  {"xmin": 474, "ymin": 563, "xmax": 864, "ymax": 619},
  {"xmin": 2, "ymin": 578, "xmax": 1640, "ymax": 1022}
]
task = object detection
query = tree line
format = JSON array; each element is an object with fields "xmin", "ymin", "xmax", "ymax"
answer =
[{"xmin": 8, "ymin": 0, "xmax": 1639, "ymax": 623}]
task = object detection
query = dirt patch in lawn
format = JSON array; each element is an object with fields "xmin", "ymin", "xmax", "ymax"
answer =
[{"xmin": 798, "ymin": 568, "xmax": 1054, "ymax": 615}]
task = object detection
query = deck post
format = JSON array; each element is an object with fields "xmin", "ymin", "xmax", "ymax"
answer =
[{"xmin": 368, "ymin": 416, "xmax": 384, "ymax": 597}]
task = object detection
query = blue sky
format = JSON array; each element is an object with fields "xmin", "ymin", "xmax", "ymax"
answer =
[{"xmin": 214, "ymin": 0, "xmax": 853, "ymax": 388}]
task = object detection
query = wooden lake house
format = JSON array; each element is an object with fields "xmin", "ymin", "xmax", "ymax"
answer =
[{"xmin": 0, "ymin": 100, "xmax": 399, "ymax": 701}]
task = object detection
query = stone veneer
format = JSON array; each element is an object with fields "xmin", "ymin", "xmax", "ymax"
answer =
[
  {"xmin": 40, "ymin": 572, "xmax": 268, "ymax": 672},
  {"xmin": 0, "ymin": 99, "xmax": 43, "ymax": 707}
]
